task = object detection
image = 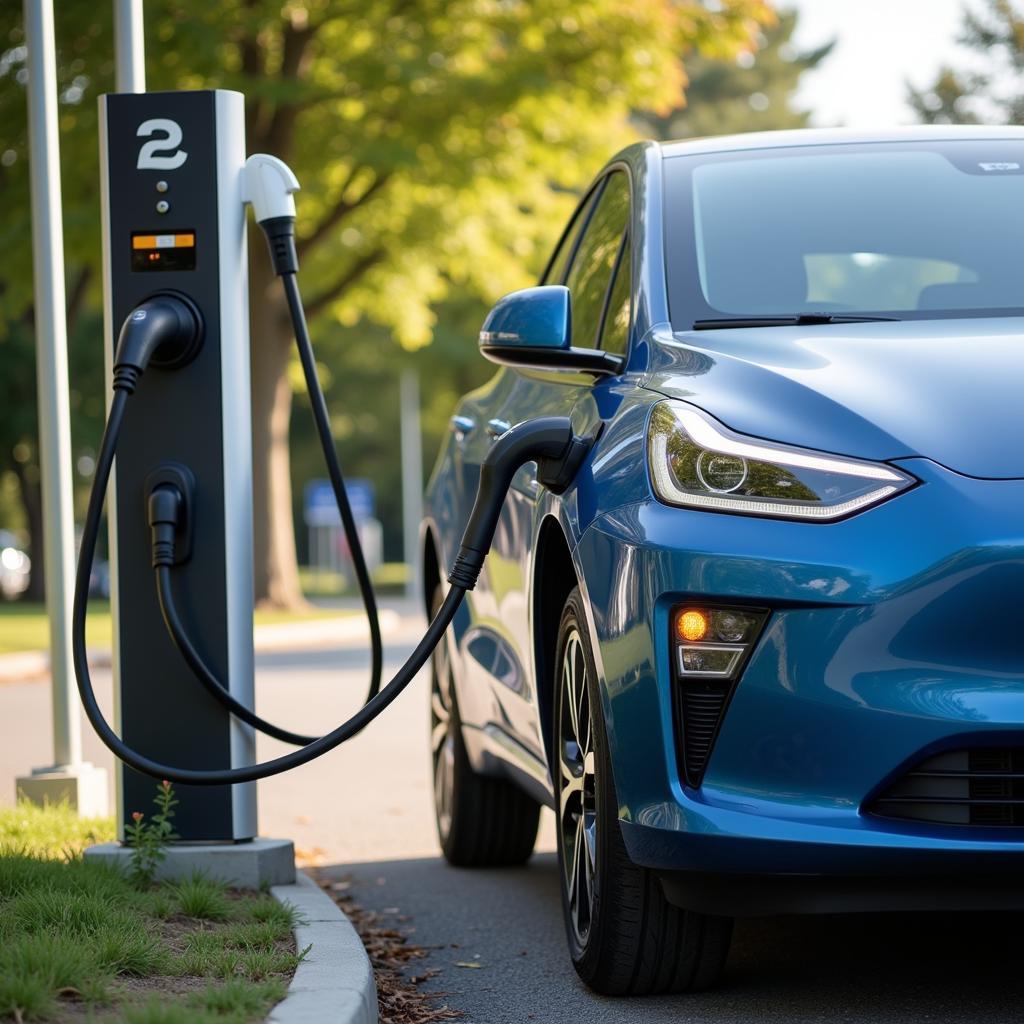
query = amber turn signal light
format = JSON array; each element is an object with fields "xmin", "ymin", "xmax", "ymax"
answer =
[{"xmin": 676, "ymin": 609, "xmax": 710, "ymax": 642}]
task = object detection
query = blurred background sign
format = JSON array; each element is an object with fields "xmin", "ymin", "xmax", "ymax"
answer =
[
  {"xmin": 303, "ymin": 478, "xmax": 375, "ymax": 528},
  {"xmin": 304, "ymin": 478, "xmax": 381, "ymax": 591}
]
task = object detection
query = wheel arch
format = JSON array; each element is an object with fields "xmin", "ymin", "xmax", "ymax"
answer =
[
  {"xmin": 532, "ymin": 515, "xmax": 581, "ymax": 773},
  {"xmin": 421, "ymin": 518, "xmax": 442, "ymax": 618}
]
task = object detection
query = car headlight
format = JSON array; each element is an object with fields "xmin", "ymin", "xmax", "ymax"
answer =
[{"xmin": 647, "ymin": 401, "xmax": 915, "ymax": 521}]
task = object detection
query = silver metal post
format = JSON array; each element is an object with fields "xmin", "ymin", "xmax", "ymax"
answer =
[
  {"xmin": 22, "ymin": 0, "xmax": 80, "ymax": 770},
  {"xmin": 16, "ymin": 0, "xmax": 107, "ymax": 816},
  {"xmin": 114, "ymin": 0, "xmax": 145, "ymax": 92},
  {"xmin": 400, "ymin": 368, "xmax": 423, "ymax": 602}
]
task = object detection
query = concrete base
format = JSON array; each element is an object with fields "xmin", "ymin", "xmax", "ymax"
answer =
[
  {"xmin": 16, "ymin": 762, "xmax": 109, "ymax": 817},
  {"xmin": 84, "ymin": 837, "xmax": 296, "ymax": 888}
]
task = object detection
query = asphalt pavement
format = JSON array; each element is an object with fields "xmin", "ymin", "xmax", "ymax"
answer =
[{"xmin": 5, "ymin": 600, "xmax": 1024, "ymax": 1021}]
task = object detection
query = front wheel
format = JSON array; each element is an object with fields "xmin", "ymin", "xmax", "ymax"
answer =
[
  {"xmin": 430, "ymin": 586, "xmax": 540, "ymax": 867},
  {"xmin": 554, "ymin": 587, "xmax": 733, "ymax": 995}
]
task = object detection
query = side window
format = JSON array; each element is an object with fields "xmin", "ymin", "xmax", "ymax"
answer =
[
  {"xmin": 598, "ymin": 234, "xmax": 631, "ymax": 356},
  {"xmin": 542, "ymin": 187, "xmax": 600, "ymax": 285},
  {"xmin": 565, "ymin": 171, "xmax": 630, "ymax": 350}
]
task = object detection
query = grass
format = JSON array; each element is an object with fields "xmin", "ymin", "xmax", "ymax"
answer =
[
  {"xmin": 0, "ymin": 805, "xmax": 299, "ymax": 1023},
  {"xmin": 0, "ymin": 801, "xmax": 115, "ymax": 858},
  {"xmin": 0, "ymin": 598, "xmax": 355, "ymax": 657},
  {"xmin": 299, "ymin": 560, "xmax": 409, "ymax": 597}
]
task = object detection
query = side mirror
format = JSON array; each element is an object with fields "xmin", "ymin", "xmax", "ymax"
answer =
[{"xmin": 478, "ymin": 285, "xmax": 624, "ymax": 376}]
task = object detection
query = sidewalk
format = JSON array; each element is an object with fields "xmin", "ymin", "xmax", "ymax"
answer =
[{"xmin": 0, "ymin": 600, "xmax": 411, "ymax": 685}]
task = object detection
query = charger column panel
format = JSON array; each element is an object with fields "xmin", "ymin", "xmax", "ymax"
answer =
[{"xmin": 99, "ymin": 90, "xmax": 255, "ymax": 841}]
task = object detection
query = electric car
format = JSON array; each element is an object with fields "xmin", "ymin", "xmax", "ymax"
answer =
[{"xmin": 422, "ymin": 126, "xmax": 1024, "ymax": 995}]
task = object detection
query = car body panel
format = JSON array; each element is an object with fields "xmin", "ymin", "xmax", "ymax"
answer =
[
  {"xmin": 648, "ymin": 319, "xmax": 1024, "ymax": 478},
  {"xmin": 424, "ymin": 126, "xmax": 1024, "ymax": 901}
]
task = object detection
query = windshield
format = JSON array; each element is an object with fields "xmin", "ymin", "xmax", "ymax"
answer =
[{"xmin": 664, "ymin": 140, "xmax": 1024, "ymax": 327}]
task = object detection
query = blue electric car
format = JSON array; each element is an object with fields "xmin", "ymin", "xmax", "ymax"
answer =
[{"xmin": 422, "ymin": 126, "xmax": 1024, "ymax": 995}]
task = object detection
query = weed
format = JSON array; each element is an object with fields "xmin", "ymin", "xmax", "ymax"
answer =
[{"xmin": 125, "ymin": 780, "xmax": 179, "ymax": 887}]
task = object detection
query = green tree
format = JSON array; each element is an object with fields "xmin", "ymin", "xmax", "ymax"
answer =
[
  {"xmin": 908, "ymin": 0, "xmax": 1019, "ymax": 124},
  {"xmin": 636, "ymin": 8, "xmax": 832, "ymax": 140},
  {"xmin": 3, "ymin": 0, "xmax": 773, "ymax": 607},
  {"xmin": 309, "ymin": 6, "xmax": 832, "ymax": 568}
]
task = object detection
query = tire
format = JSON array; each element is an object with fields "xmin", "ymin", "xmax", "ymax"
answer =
[
  {"xmin": 430, "ymin": 586, "xmax": 540, "ymax": 866},
  {"xmin": 554, "ymin": 586, "xmax": 733, "ymax": 995}
]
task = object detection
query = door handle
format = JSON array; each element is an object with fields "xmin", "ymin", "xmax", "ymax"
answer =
[
  {"xmin": 449, "ymin": 415, "xmax": 475, "ymax": 442},
  {"xmin": 485, "ymin": 418, "xmax": 511, "ymax": 440}
]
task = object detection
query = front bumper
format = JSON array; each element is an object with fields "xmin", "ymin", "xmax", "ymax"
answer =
[{"xmin": 575, "ymin": 457, "xmax": 1024, "ymax": 887}]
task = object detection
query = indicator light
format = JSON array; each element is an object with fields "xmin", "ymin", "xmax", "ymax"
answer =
[{"xmin": 677, "ymin": 609, "xmax": 709, "ymax": 642}]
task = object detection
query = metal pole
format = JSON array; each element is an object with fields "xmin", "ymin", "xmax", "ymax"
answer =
[
  {"xmin": 23, "ymin": 0, "xmax": 80, "ymax": 769},
  {"xmin": 400, "ymin": 368, "xmax": 423, "ymax": 602},
  {"xmin": 114, "ymin": 0, "xmax": 145, "ymax": 92}
]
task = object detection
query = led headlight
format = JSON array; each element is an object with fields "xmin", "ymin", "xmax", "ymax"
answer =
[{"xmin": 647, "ymin": 401, "xmax": 915, "ymax": 521}]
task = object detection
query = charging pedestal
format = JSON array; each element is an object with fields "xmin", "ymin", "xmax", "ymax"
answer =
[{"xmin": 98, "ymin": 89, "xmax": 258, "ymax": 845}]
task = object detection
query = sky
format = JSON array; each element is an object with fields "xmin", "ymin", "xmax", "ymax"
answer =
[{"xmin": 787, "ymin": 0, "xmax": 969, "ymax": 127}]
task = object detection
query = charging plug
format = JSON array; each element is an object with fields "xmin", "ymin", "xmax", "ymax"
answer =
[
  {"xmin": 243, "ymin": 154, "xmax": 301, "ymax": 276},
  {"xmin": 447, "ymin": 417, "xmax": 595, "ymax": 591},
  {"xmin": 145, "ymin": 464, "xmax": 196, "ymax": 567},
  {"xmin": 113, "ymin": 293, "xmax": 204, "ymax": 393}
]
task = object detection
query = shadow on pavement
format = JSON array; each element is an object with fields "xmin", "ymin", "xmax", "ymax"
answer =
[{"xmin": 323, "ymin": 852, "xmax": 1024, "ymax": 1023}]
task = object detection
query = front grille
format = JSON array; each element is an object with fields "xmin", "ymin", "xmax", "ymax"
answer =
[
  {"xmin": 678, "ymin": 681, "xmax": 730, "ymax": 786},
  {"xmin": 869, "ymin": 748, "xmax": 1024, "ymax": 827}
]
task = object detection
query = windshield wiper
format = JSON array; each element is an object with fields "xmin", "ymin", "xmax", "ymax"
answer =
[{"xmin": 693, "ymin": 313, "xmax": 901, "ymax": 330}]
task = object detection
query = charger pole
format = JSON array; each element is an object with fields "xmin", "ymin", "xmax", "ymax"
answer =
[
  {"xmin": 114, "ymin": 0, "xmax": 145, "ymax": 93},
  {"xmin": 16, "ymin": 0, "xmax": 107, "ymax": 815}
]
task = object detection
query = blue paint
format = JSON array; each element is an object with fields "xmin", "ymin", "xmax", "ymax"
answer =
[{"xmin": 425, "ymin": 128, "xmax": 1024, "ymax": 891}]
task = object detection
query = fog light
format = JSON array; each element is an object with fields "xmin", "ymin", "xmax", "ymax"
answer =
[{"xmin": 679, "ymin": 645, "xmax": 741, "ymax": 676}]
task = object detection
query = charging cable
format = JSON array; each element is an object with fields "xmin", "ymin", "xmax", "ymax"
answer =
[{"xmin": 72, "ymin": 168, "xmax": 593, "ymax": 782}]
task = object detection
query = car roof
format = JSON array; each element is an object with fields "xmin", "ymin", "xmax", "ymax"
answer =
[{"xmin": 656, "ymin": 124, "xmax": 1024, "ymax": 160}]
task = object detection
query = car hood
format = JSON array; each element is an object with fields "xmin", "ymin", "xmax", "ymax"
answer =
[{"xmin": 646, "ymin": 317, "xmax": 1024, "ymax": 479}]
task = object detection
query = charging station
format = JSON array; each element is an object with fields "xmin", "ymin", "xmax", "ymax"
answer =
[
  {"xmin": 78, "ymin": 80, "xmax": 584, "ymax": 876},
  {"xmin": 99, "ymin": 90, "xmax": 255, "ymax": 841}
]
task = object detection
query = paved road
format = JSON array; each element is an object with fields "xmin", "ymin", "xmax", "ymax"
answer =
[{"xmin": 6, "ymin": 603, "xmax": 1024, "ymax": 1021}]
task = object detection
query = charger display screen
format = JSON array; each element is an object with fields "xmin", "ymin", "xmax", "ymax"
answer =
[{"xmin": 131, "ymin": 231, "xmax": 196, "ymax": 272}]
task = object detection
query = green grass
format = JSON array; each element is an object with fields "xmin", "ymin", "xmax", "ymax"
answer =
[
  {"xmin": 0, "ymin": 800, "xmax": 115, "ymax": 858},
  {"xmin": 0, "ymin": 599, "xmax": 354, "ymax": 656},
  {"xmin": 0, "ymin": 806, "xmax": 297, "ymax": 1022},
  {"xmin": 299, "ymin": 560, "xmax": 409, "ymax": 596}
]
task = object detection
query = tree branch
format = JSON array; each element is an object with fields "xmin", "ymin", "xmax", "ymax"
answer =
[
  {"xmin": 297, "ymin": 172, "xmax": 391, "ymax": 258},
  {"xmin": 261, "ymin": 17, "xmax": 318, "ymax": 156},
  {"xmin": 303, "ymin": 248, "xmax": 385, "ymax": 319}
]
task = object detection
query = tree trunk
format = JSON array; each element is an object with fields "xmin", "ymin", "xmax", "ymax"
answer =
[
  {"xmin": 248, "ymin": 237, "xmax": 307, "ymax": 609},
  {"xmin": 248, "ymin": 236, "xmax": 307, "ymax": 610},
  {"xmin": 12, "ymin": 458, "xmax": 45, "ymax": 603}
]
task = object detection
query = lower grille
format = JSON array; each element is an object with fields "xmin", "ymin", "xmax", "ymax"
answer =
[
  {"xmin": 678, "ymin": 682, "xmax": 729, "ymax": 786},
  {"xmin": 869, "ymin": 748, "xmax": 1024, "ymax": 827}
]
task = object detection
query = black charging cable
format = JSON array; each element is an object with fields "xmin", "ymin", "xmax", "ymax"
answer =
[
  {"xmin": 72, "ymin": 292, "xmax": 586, "ymax": 784},
  {"xmin": 144, "ymin": 215, "xmax": 383, "ymax": 746}
]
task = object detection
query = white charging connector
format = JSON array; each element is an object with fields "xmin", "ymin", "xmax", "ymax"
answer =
[{"xmin": 241, "ymin": 154, "xmax": 300, "ymax": 225}]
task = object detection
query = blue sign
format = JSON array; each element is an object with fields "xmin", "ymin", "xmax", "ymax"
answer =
[{"xmin": 303, "ymin": 478, "xmax": 375, "ymax": 527}]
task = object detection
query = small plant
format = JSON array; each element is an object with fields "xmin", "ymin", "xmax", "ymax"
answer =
[{"xmin": 125, "ymin": 780, "xmax": 179, "ymax": 887}]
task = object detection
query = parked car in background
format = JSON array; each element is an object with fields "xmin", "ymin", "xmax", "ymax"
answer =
[
  {"xmin": 0, "ymin": 530, "xmax": 31, "ymax": 600},
  {"xmin": 423, "ymin": 126, "xmax": 1024, "ymax": 995}
]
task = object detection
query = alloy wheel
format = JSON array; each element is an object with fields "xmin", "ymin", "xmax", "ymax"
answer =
[
  {"xmin": 431, "ymin": 630, "xmax": 456, "ymax": 840},
  {"xmin": 559, "ymin": 626, "xmax": 597, "ymax": 948}
]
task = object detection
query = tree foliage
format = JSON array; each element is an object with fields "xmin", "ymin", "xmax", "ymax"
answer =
[
  {"xmin": 2, "ymin": 0, "xmax": 774, "ymax": 603},
  {"xmin": 908, "ymin": 0, "xmax": 1022, "ymax": 124},
  {"xmin": 636, "ymin": 8, "xmax": 832, "ymax": 139}
]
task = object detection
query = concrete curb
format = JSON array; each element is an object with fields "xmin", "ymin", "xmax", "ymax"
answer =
[
  {"xmin": 269, "ymin": 871, "xmax": 378, "ymax": 1024},
  {"xmin": 0, "ymin": 610, "xmax": 401, "ymax": 685}
]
